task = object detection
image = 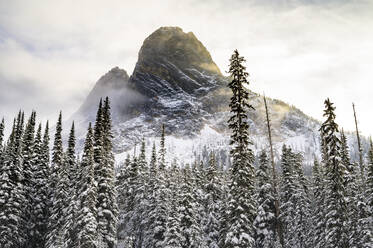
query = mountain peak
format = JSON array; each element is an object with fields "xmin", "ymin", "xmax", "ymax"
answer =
[
  {"xmin": 138, "ymin": 26, "xmax": 221, "ymax": 75},
  {"xmin": 130, "ymin": 26, "xmax": 223, "ymax": 97}
]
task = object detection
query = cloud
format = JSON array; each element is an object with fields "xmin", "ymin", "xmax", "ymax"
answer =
[{"xmin": 0, "ymin": 0, "xmax": 372, "ymax": 137}]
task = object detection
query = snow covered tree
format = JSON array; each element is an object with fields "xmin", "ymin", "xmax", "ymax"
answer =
[
  {"xmin": 159, "ymin": 124, "xmax": 166, "ymax": 169},
  {"xmin": 253, "ymin": 151, "xmax": 277, "ymax": 248},
  {"xmin": 353, "ymin": 139, "xmax": 373, "ymax": 247},
  {"xmin": 76, "ymin": 123, "xmax": 98, "ymax": 248},
  {"xmin": 0, "ymin": 115, "xmax": 26, "ymax": 248},
  {"xmin": 146, "ymin": 143, "xmax": 169, "ymax": 248},
  {"xmin": 279, "ymin": 145, "xmax": 297, "ymax": 247},
  {"xmin": 225, "ymin": 49, "xmax": 256, "ymax": 248},
  {"xmin": 21, "ymin": 112, "xmax": 37, "ymax": 247},
  {"xmin": 179, "ymin": 165, "xmax": 202, "ymax": 247},
  {"xmin": 291, "ymin": 152, "xmax": 312, "ymax": 248},
  {"xmin": 164, "ymin": 160, "xmax": 182, "ymax": 248},
  {"xmin": 29, "ymin": 124, "xmax": 50, "ymax": 248},
  {"xmin": 65, "ymin": 122, "xmax": 79, "ymax": 247},
  {"xmin": 96, "ymin": 97, "xmax": 118, "ymax": 248},
  {"xmin": 319, "ymin": 98, "xmax": 349, "ymax": 248},
  {"xmin": 367, "ymin": 139, "xmax": 373, "ymax": 211},
  {"xmin": 47, "ymin": 112, "xmax": 69, "ymax": 248},
  {"xmin": 311, "ymin": 158, "xmax": 326, "ymax": 248},
  {"xmin": 0, "ymin": 118, "xmax": 4, "ymax": 152},
  {"xmin": 204, "ymin": 152, "xmax": 222, "ymax": 248}
]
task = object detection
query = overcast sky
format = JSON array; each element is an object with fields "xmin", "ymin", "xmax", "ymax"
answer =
[{"xmin": 0, "ymin": 0, "xmax": 372, "ymax": 137}]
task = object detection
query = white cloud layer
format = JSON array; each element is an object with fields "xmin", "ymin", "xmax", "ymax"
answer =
[{"xmin": 0, "ymin": 0, "xmax": 372, "ymax": 137}]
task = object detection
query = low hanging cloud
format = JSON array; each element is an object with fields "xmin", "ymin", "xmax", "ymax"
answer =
[{"xmin": 0, "ymin": 0, "xmax": 372, "ymax": 137}]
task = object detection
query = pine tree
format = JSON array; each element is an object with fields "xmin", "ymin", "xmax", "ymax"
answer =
[
  {"xmin": 21, "ymin": 111, "xmax": 37, "ymax": 247},
  {"xmin": 47, "ymin": 111, "xmax": 69, "ymax": 248},
  {"xmin": 30, "ymin": 124, "xmax": 50, "ymax": 248},
  {"xmin": 291, "ymin": 152, "xmax": 312, "ymax": 248},
  {"xmin": 96, "ymin": 97, "xmax": 118, "ymax": 248},
  {"xmin": 164, "ymin": 160, "xmax": 182, "ymax": 248},
  {"xmin": 204, "ymin": 152, "xmax": 222, "ymax": 248},
  {"xmin": 0, "ymin": 115, "xmax": 26, "ymax": 247},
  {"xmin": 159, "ymin": 124, "xmax": 166, "ymax": 169},
  {"xmin": 354, "ymin": 139, "xmax": 373, "ymax": 247},
  {"xmin": 147, "ymin": 143, "xmax": 168, "ymax": 248},
  {"xmin": 65, "ymin": 122, "xmax": 79, "ymax": 247},
  {"xmin": 311, "ymin": 158, "xmax": 326, "ymax": 248},
  {"xmin": 132, "ymin": 137, "xmax": 148, "ymax": 247},
  {"xmin": 93, "ymin": 99, "xmax": 104, "ymax": 184},
  {"xmin": 340, "ymin": 130, "xmax": 361, "ymax": 246},
  {"xmin": 117, "ymin": 155, "xmax": 138, "ymax": 244},
  {"xmin": 0, "ymin": 118, "xmax": 4, "ymax": 153},
  {"xmin": 179, "ymin": 165, "xmax": 202, "ymax": 247},
  {"xmin": 279, "ymin": 145, "xmax": 297, "ymax": 247},
  {"xmin": 319, "ymin": 98, "xmax": 349, "ymax": 248},
  {"xmin": 225, "ymin": 49, "xmax": 256, "ymax": 248},
  {"xmin": 253, "ymin": 151, "xmax": 277, "ymax": 248},
  {"xmin": 76, "ymin": 123, "xmax": 98, "ymax": 248}
]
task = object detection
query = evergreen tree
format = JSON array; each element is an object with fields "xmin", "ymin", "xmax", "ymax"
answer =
[
  {"xmin": 311, "ymin": 158, "xmax": 326, "ymax": 248},
  {"xmin": 47, "ymin": 112, "xmax": 69, "ymax": 248},
  {"xmin": 164, "ymin": 160, "xmax": 182, "ymax": 248},
  {"xmin": 96, "ymin": 97, "xmax": 118, "ymax": 248},
  {"xmin": 279, "ymin": 145, "xmax": 297, "ymax": 247},
  {"xmin": 21, "ymin": 111, "xmax": 37, "ymax": 247},
  {"xmin": 225, "ymin": 49, "xmax": 256, "ymax": 248},
  {"xmin": 30, "ymin": 124, "xmax": 50, "ymax": 248},
  {"xmin": 65, "ymin": 122, "xmax": 79, "ymax": 247},
  {"xmin": 76, "ymin": 123, "xmax": 98, "ymax": 248},
  {"xmin": 204, "ymin": 152, "xmax": 222, "ymax": 248},
  {"xmin": 354, "ymin": 139, "xmax": 373, "ymax": 247},
  {"xmin": 0, "ymin": 115, "xmax": 26, "ymax": 247},
  {"xmin": 147, "ymin": 143, "xmax": 168, "ymax": 248},
  {"xmin": 253, "ymin": 151, "xmax": 277, "ymax": 248},
  {"xmin": 291, "ymin": 152, "xmax": 312, "ymax": 248},
  {"xmin": 93, "ymin": 99, "xmax": 104, "ymax": 184},
  {"xmin": 0, "ymin": 118, "xmax": 4, "ymax": 152},
  {"xmin": 319, "ymin": 98, "xmax": 349, "ymax": 248},
  {"xmin": 159, "ymin": 124, "xmax": 166, "ymax": 168},
  {"xmin": 179, "ymin": 165, "xmax": 201, "ymax": 247}
]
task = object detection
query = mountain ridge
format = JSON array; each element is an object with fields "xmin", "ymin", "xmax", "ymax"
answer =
[{"xmin": 69, "ymin": 26, "xmax": 369, "ymax": 165}]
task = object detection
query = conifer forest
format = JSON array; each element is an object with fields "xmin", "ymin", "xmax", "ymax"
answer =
[{"xmin": 0, "ymin": 50, "xmax": 372, "ymax": 248}]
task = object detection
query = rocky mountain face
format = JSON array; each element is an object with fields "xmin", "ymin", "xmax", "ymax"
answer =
[{"xmin": 71, "ymin": 26, "xmax": 368, "ymax": 166}]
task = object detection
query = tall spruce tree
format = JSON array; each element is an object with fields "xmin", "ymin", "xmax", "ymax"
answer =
[
  {"xmin": 0, "ymin": 115, "xmax": 26, "ymax": 247},
  {"xmin": 225, "ymin": 49, "xmax": 256, "ymax": 248},
  {"xmin": 319, "ymin": 98, "xmax": 349, "ymax": 248},
  {"xmin": 96, "ymin": 97, "xmax": 118, "ymax": 248},
  {"xmin": 0, "ymin": 118, "xmax": 4, "ymax": 152},
  {"xmin": 311, "ymin": 158, "xmax": 326, "ymax": 248},
  {"xmin": 204, "ymin": 152, "xmax": 222, "ymax": 248},
  {"xmin": 164, "ymin": 160, "xmax": 182, "ymax": 248},
  {"xmin": 279, "ymin": 145, "xmax": 297, "ymax": 247},
  {"xmin": 21, "ymin": 112, "xmax": 37, "ymax": 247},
  {"xmin": 179, "ymin": 165, "xmax": 202, "ymax": 247},
  {"xmin": 65, "ymin": 122, "xmax": 79, "ymax": 247},
  {"xmin": 76, "ymin": 123, "xmax": 98, "ymax": 248},
  {"xmin": 30, "ymin": 124, "xmax": 49, "ymax": 248},
  {"xmin": 291, "ymin": 152, "xmax": 312, "ymax": 248},
  {"xmin": 145, "ymin": 141, "xmax": 169, "ymax": 248},
  {"xmin": 253, "ymin": 151, "xmax": 277, "ymax": 248},
  {"xmin": 47, "ymin": 111, "xmax": 69, "ymax": 248}
]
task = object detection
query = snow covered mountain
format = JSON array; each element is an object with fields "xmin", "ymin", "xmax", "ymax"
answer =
[{"xmin": 70, "ymin": 26, "xmax": 369, "ymax": 166}]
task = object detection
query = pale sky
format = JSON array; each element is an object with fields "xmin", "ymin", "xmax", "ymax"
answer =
[{"xmin": 0, "ymin": 0, "xmax": 372, "ymax": 137}]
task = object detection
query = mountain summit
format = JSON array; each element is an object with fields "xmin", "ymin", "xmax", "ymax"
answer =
[
  {"xmin": 70, "ymin": 26, "xmax": 366, "ymax": 164},
  {"xmin": 130, "ymin": 27, "xmax": 224, "ymax": 97}
]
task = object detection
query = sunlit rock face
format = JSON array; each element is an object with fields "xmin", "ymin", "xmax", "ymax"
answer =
[
  {"xmin": 71, "ymin": 26, "xmax": 368, "ymax": 165},
  {"xmin": 130, "ymin": 26, "xmax": 225, "ymax": 97}
]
